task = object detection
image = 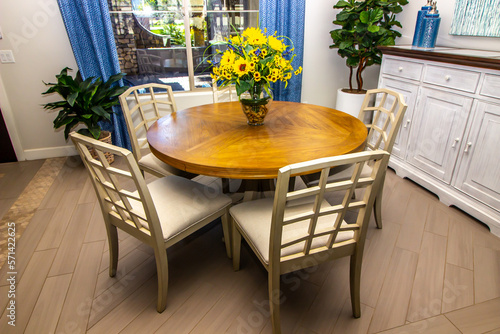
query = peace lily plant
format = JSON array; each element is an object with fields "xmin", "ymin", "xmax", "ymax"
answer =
[{"xmin": 208, "ymin": 27, "xmax": 302, "ymax": 102}]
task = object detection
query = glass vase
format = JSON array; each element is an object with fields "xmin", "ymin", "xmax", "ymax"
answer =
[{"xmin": 239, "ymin": 88, "xmax": 273, "ymax": 126}]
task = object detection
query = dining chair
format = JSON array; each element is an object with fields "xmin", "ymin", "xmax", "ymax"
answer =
[
  {"xmin": 70, "ymin": 132, "xmax": 232, "ymax": 313},
  {"xmin": 300, "ymin": 88, "xmax": 407, "ymax": 228},
  {"xmin": 231, "ymin": 150, "xmax": 390, "ymax": 334},
  {"xmin": 212, "ymin": 79, "xmax": 237, "ymax": 103},
  {"xmin": 119, "ymin": 83, "xmax": 197, "ymax": 179}
]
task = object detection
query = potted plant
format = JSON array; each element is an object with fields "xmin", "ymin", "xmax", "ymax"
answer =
[
  {"xmin": 330, "ymin": 0, "xmax": 407, "ymax": 116},
  {"xmin": 42, "ymin": 67, "xmax": 127, "ymax": 162},
  {"xmin": 208, "ymin": 27, "xmax": 302, "ymax": 125}
]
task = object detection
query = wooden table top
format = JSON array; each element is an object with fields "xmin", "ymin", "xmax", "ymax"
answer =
[{"xmin": 147, "ymin": 101, "xmax": 367, "ymax": 179}]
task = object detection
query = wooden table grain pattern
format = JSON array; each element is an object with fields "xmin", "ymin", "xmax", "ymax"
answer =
[{"xmin": 147, "ymin": 101, "xmax": 367, "ymax": 179}]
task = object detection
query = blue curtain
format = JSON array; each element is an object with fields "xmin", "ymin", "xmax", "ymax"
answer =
[
  {"xmin": 259, "ymin": 0, "xmax": 306, "ymax": 102},
  {"xmin": 57, "ymin": 0, "xmax": 131, "ymax": 150}
]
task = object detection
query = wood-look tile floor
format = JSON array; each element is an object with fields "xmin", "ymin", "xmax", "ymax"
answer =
[{"xmin": 0, "ymin": 157, "xmax": 499, "ymax": 334}]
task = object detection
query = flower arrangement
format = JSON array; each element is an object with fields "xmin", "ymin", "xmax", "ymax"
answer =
[{"xmin": 209, "ymin": 27, "xmax": 302, "ymax": 101}]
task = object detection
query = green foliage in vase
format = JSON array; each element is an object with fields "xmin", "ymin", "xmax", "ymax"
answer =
[
  {"xmin": 330, "ymin": 0, "xmax": 408, "ymax": 92},
  {"xmin": 42, "ymin": 67, "xmax": 127, "ymax": 140}
]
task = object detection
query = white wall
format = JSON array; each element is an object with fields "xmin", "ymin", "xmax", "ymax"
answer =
[
  {"xmin": 0, "ymin": 0, "xmax": 498, "ymax": 160},
  {"xmin": 300, "ymin": 0, "xmax": 500, "ymax": 108},
  {"xmin": 0, "ymin": 0, "xmax": 78, "ymax": 160}
]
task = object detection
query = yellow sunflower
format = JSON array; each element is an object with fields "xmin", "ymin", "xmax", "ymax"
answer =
[
  {"xmin": 233, "ymin": 58, "xmax": 251, "ymax": 77},
  {"xmin": 243, "ymin": 27, "xmax": 267, "ymax": 45},
  {"xmin": 221, "ymin": 50, "xmax": 235, "ymax": 66},
  {"xmin": 268, "ymin": 35, "xmax": 286, "ymax": 52}
]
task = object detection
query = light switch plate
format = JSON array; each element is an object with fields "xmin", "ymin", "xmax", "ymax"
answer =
[{"xmin": 0, "ymin": 50, "xmax": 15, "ymax": 63}]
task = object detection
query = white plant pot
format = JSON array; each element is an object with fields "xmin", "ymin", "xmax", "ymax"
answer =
[
  {"xmin": 335, "ymin": 88, "xmax": 366, "ymax": 117},
  {"xmin": 335, "ymin": 88, "xmax": 374, "ymax": 124}
]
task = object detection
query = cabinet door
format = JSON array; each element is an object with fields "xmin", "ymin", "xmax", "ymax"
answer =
[
  {"xmin": 454, "ymin": 101, "xmax": 500, "ymax": 209},
  {"xmin": 407, "ymin": 87, "xmax": 473, "ymax": 184},
  {"xmin": 378, "ymin": 77, "xmax": 419, "ymax": 159}
]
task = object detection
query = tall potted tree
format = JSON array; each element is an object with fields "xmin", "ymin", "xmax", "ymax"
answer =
[{"xmin": 330, "ymin": 0, "xmax": 407, "ymax": 116}]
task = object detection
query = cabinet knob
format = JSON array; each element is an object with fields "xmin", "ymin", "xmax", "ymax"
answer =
[
  {"xmin": 445, "ymin": 75, "xmax": 451, "ymax": 81},
  {"xmin": 398, "ymin": 66, "xmax": 403, "ymax": 72},
  {"xmin": 403, "ymin": 119, "xmax": 411, "ymax": 128},
  {"xmin": 452, "ymin": 137, "xmax": 460, "ymax": 148},
  {"xmin": 464, "ymin": 142, "xmax": 472, "ymax": 153}
]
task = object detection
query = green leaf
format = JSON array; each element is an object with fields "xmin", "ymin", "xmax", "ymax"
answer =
[
  {"xmin": 360, "ymin": 8, "xmax": 383, "ymax": 24},
  {"xmin": 63, "ymin": 120, "xmax": 79, "ymax": 140},
  {"xmin": 91, "ymin": 106, "xmax": 110, "ymax": 120},
  {"xmin": 334, "ymin": 1, "xmax": 350, "ymax": 8},
  {"xmin": 339, "ymin": 41, "xmax": 353, "ymax": 49},
  {"xmin": 236, "ymin": 81, "xmax": 252, "ymax": 96},
  {"xmin": 87, "ymin": 124, "xmax": 101, "ymax": 140},
  {"xmin": 67, "ymin": 92, "xmax": 78, "ymax": 107},
  {"xmin": 368, "ymin": 25, "xmax": 380, "ymax": 33}
]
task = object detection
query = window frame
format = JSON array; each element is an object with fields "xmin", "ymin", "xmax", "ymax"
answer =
[{"xmin": 109, "ymin": 0, "xmax": 259, "ymax": 93}]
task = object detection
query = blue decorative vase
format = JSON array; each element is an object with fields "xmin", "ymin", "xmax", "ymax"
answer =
[
  {"xmin": 418, "ymin": 2, "xmax": 441, "ymax": 49},
  {"xmin": 412, "ymin": 0, "xmax": 433, "ymax": 47}
]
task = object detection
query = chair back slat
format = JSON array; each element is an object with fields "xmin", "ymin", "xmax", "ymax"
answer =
[
  {"xmin": 361, "ymin": 88, "xmax": 408, "ymax": 153},
  {"xmin": 70, "ymin": 132, "xmax": 164, "ymax": 244},
  {"xmin": 120, "ymin": 83, "xmax": 178, "ymax": 161},
  {"xmin": 270, "ymin": 150, "xmax": 390, "ymax": 263},
  {"xmin": 212, "ymin": 79, "xmax": 237, "ymax": 103}
]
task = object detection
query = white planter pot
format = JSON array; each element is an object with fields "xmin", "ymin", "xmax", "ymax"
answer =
[
  {"xmin": 335, "ymin": 88, "xmax": 366, "ymax": 117},
  {"xmin": 335, "ymin": 88, "xmax": 374, "ymax": 124}
]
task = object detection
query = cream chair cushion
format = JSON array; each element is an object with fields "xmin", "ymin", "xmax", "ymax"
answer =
[
  {"xmin": 139, "ymin": 152, "xmax": 181, "ymax": 176},
  {"xmin": 230, "ymin": 197, "xmax": 354, "ymax": 263},
  {"xmin": 130, "ymin": 175, "xmax": 232, "ymax": 241}
]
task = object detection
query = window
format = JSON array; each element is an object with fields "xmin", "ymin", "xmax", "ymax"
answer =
[{"xmin": 108, "ymin": 0, "xmax": 259, "ymax": 92}]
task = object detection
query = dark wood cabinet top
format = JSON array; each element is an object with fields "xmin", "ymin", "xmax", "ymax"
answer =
[{"xmin": 379, "ymin": 45, "xmax": 500, "ymax": 71}]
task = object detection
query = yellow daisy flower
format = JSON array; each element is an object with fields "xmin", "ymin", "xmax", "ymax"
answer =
[{"xmin": 254, "ymin": 72, "xmax": 261, "ymax": 82}]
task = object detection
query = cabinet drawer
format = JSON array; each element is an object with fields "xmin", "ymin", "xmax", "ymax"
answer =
[
  {"xmin": 382, "ymin": 58, "xmax": 423, "ymax": 81},
  {"xmin": 423, "ymin": 65, "xmax": 480, "ymax": 93},
  {"xmin": 479, "ymin": 73, "xmax": 500, "ymax": 99}
]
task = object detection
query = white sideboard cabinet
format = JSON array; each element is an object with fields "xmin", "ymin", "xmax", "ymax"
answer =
[{"xmin": 378, "ymin": 46, "xmax": 500, "ymax": 237}]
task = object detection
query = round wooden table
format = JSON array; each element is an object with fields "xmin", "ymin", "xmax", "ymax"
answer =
[{"xmin": 147, "ymin": 101, "xmax": 367, "ymax": 179}]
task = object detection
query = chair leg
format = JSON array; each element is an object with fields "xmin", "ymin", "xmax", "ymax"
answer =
[
  {"xmin": 106, "ymin": 223, "xmax": 119, "ymax": 277},
  {"xmin": 154, "ymin": 247, "xmax": 169, "ymax": 313},
  {"xmin": 269, "ymin": 268, "xmax": 282, "ymax": 334},
  {"xmin": 222, "ymin": 178, "xmax": 230, "ymax": 194},
  {"xmin": 350, "ymin": 252, "xmax": 362, "ymax": 318},
  {"xmin": 374, "ymin": 173, "xmax": 386, "ymax": 229},
  {"xmin": 221, "ymin": 210, "xmax": 232, "ymax": 258},
  {"xmin": 373, "ymin": 192, "xmax": 383, "ymax": 229},
  {"xmin": 232, "ymin": 219, "xmax": 242, "ymax": 271}
]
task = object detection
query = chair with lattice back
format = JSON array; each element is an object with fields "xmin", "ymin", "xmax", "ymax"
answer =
[
  {"xmin": 70, "ymin": 132, "xmax": 232, "ymax": 313},
  {"xmin": 231, "ymin": 150, "xmax": 390, "ymax": 333},
  {"xmin": 300, "ymin": 88, "xmax": 407, "ymax": 228},
  {"xmin": 119, "ymin": 83, "xmax": 196, "ymax": 179},
  {"xmin": 212, "ymin": 79, "xmax": 237, "ymax": 103}
]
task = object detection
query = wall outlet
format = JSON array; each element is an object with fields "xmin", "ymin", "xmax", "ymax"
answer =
[{"xmin": 0, "ymin": 50, "xmax": 15, "ymax": 63}]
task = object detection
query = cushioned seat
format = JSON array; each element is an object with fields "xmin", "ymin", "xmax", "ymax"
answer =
[{"xmin": 230, "ymin": 197, "xmax": 354, "ymax": 263}]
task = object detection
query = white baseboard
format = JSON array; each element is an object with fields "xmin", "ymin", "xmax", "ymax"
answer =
[{"xmin": 23, "ymin": 145, "xmax": 77, "ymax": 160}]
